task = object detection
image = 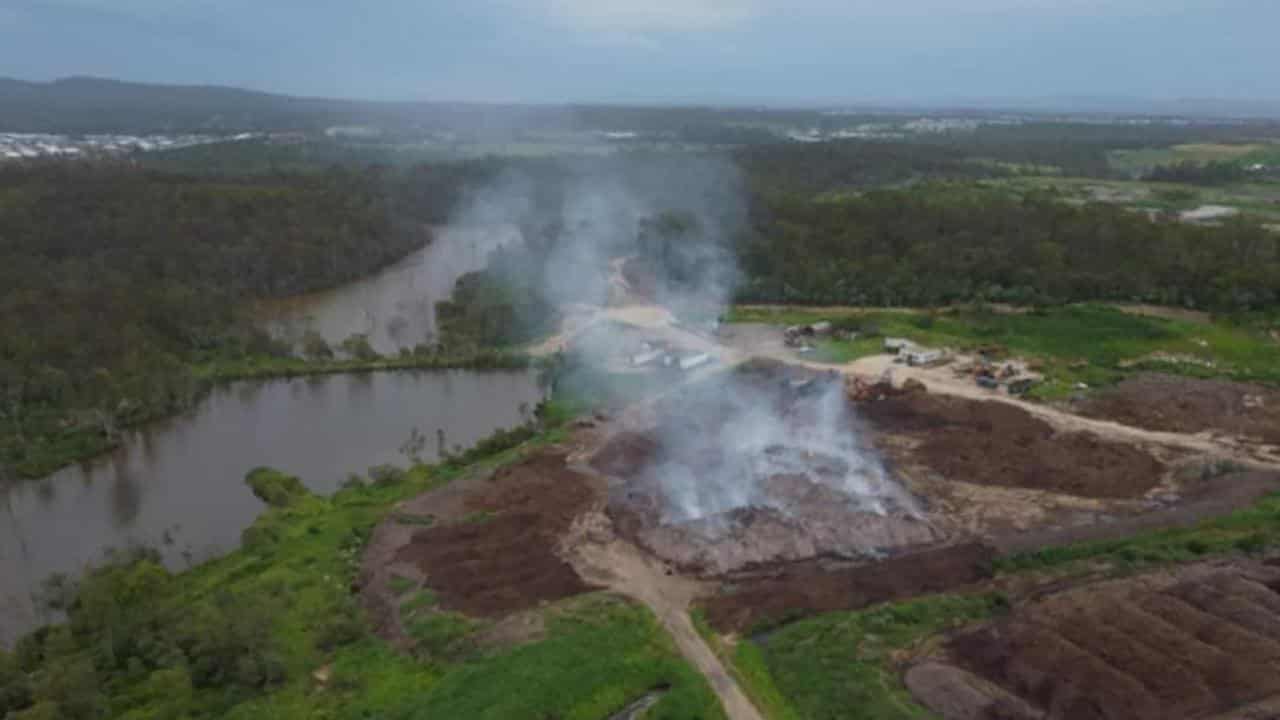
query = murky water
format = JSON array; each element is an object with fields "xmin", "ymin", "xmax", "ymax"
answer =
[
  {"xmin": 257, "ymin": 225, "xmax": 522, "ymax": 354},
  {"xmin": 0, "ymin": 369, "xmax": 544, "ymax": 646}
]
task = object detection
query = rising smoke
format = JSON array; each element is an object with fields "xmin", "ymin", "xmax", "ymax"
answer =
[
  {"xmin": 639, "ymin": 369, "xmax": 920, "ymax": 530},
  {"xmin": 443, "ymin": 152, "xmax": 914, "ymax": 536},
  {"xmin": 442, "ymin": 153, "xmax": 745, "ymax": 320}
]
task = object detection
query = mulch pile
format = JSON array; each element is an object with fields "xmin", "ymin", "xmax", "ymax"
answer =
[
  {"xmin": 930, "ymin": 561, "xmax": 1280, "ymax": 720},
  {"xmin": 392, "ymin": 451, "xmax": 601, "ymax": 617},
  {"xmin": 859, "ymin": 394, "xmax": 1165, "ymax": 499}
]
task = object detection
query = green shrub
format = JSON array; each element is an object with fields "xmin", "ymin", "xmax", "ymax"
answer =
[
  {"xmin": 408, "ymin": 612, "xmax": 477, "ymax": 661},
  {"xmin": 1235, "ymin": 533, "xmax": 1267, "ymax": 554},
  {"xmin": 177, "ymin": 593, "xmax": 287, "ymax": 690},
  {"xmin": 316, "ymin": 604, "xmax": 366, "ymax": 653},
  {"xmin": 245, "ymin": 467, "xmax": 309, "ymax": 507},
  {"xmin": 0, "ymin": 650, "xmax": 33, "ymax": 716},
  {"xmin": 300, "ymin": 331, "xmax": 333, "ymax": 360},
  {"xmin": 368, "ymin": 464, "xmax": 407, "ymax": 487},
  {"xmin": 339, "ymin": 333, "xmax": 380, "ymax": 361}
]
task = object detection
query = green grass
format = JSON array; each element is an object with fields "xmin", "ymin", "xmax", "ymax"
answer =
[
  {"xmin": 692, "ymin": 609, "xmax": 801, "ymax": 720},
  {"xmin": 730, "ymin": 303, "xmax": 1280, "ymax": 397},
  {"xmin": 1108, "ymin": 143, "xmax": 1271, "ymax": 175},
  {"xmin": 978, "ymin": 174, "xmax": 1280, "ymax": 221},
  {"xmin": 996, "ymin": 491, "xmax": 1280, "ymax": 574},
  {"xmin": 730, "ymin": 642, "xmax": 804, "ymax": 720},
  {"xmin": 388, "ymin": 575, "xmax": 417, "ymax": 596},
  {"xmin": 400, "ymin": 589, "xmax": 439, "ymax": 614},
  {"xmin": 392, "ymin": 594, "xmax": 726, "ymax": 720},
  {"xmin": 742, "ymin": 594, "xmax": 1007, "ymax": 720}
]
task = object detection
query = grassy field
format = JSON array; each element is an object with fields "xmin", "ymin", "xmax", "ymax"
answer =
[
  {"xmin": 729, "ymin": 303, "xmax": 1280, "ymax": 398},
  {"xmin": 996, "ymin": 491, "xmax": 1280, "ymax": 574},
  {"xmin": 1108, "ymin": 142, "xmax": 1273, "ymax": 175},
  {"xmin": 977, "ymin": 175, "xmax": 1280, "ymax": 220},
  {"xmin": 741, "ymin": 595, "xmax": 1006, "ymax": 720},
  {"xmin": 715, "ymin": 490, "xmax": 1280, "ymax": 720},
  {"xmin": 3, "ymin": 399, "xmax": 726, "ymax": 720}
]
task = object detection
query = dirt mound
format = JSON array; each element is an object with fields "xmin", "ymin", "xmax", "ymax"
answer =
[
  {"xmin": 859, "ymin": 393, "xmax": 1166, "ymax": 499},
  {"xmin": 913, "ymin": 561, "xmax": 1280, "ymax": 720},
  {"xmin": 1074, "ymin": 374, "xmax": 1280, "ymax": 444},
  {"xmin": 358, "ymin": 450, "xmax": 603, "ymax": 644},
  {"xmin": 392, "ymin": 452, "xmax": 601, "ymax": 616},
  {"xmin": 703, "ymin": 542, "xmax": 995, "ymax": 633}
]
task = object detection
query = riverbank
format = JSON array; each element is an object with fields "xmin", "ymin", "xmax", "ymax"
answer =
[
  {"xmin": 0, "ymin": 400, "xmax": 725, "ymax": 720},
  {"xmin": 6, "ymin": 350, "xmax": 537, "ymax": 481}
]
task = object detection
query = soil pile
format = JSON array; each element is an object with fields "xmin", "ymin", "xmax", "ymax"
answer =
[
  {"xmin": 1074, "ymin": 373, "xmax": 1280, "ymax": 443},
  {"xmin": 703, "ymin": 542, "xmax": 995, "ymax": 632},
  {"xmin": 358, "ymin": 450, "xmax": 604, "ymax": 643},
  {"xmin": 910, "ymin": 560, "xmax": 1280, "ymax": 720},
  {"xmin": 859, "ymin": 393, "xmax": 1166, "ymax": 499},
  {"xmin": 392, "ymin": 452, "xmax": 601, "ymax": 616}
]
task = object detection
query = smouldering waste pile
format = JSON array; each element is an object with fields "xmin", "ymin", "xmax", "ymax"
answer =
[{"xmin": 592, "ymin": 363, "xmax": 940, "ymax": 574}]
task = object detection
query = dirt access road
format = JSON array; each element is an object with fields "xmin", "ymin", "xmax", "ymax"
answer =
[{"xmin": 568, "ymin": 528, "xmax": 766, "ymax": 720}]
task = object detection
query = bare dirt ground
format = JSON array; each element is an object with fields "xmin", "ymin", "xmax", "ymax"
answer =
[
  {"xmin": 907, "ymin": 558, "xmax": 1280, "ymax": 720},
  {"xmin": 1073, "ymin": 373, "xmax": 1280, "ymax": 444}
]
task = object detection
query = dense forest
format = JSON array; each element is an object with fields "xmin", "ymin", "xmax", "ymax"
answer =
[
  {"xmin": 734, "ymin": 142, "xmax": 1003, "ymax": 196},
  {"xmin": 1145, "ymin": 160, "xmax": 1251, "ymax": 185},
  {"xmin": 0, "ymin": 161, "xmax": 496, "ymax": 478},
  {"xmin": 738, "ymin": 185, "xmax": 1280, "ymax": 310}
]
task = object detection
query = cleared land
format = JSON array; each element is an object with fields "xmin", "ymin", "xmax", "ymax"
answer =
[
  {"xmin": 1074, "ymin": 373, "xmax": 1280, "ymax": 443},
  {"xmin": 860, "ymin": 391, "xmax": 1167, "ymax": 499}
]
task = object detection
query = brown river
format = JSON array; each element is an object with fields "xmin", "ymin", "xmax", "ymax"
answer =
[
  {"xmin": 0, "ymin": 226, "xmax": 539, "ymax": 646},
  {"xmin": 257, "ymin": 224, "xmax": 522, "ymax": 354}
]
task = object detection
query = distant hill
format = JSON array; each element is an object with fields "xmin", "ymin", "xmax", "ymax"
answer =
[
  {"xmin": 0, "ymin": 76, "xmax": 580, "ymax": 134},
  {"xmin": 3, "ymin": 76, "xmax": 1278, "ymax": 136}
]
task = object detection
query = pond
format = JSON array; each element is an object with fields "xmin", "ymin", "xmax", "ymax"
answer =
[{"xmin": 0, "ymin": 368, "xmax": 544, "ymax": 646}]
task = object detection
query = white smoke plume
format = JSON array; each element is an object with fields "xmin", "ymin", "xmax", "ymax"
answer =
[
  {"xmin": 442, "ymin": 153, "xmax": 745, "ymax": 324},
  {"xmin": 445, "ymin": 152, "xmax": 914, "ymax": 538},
  {"xmin": 641, "ymin": 369, "xmax": 919, "ymax": 529}
]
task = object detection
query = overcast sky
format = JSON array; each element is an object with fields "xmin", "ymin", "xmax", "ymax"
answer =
[{"xmin": 1, "ymin": 1, "xmax": 1276, "ymax": 104}]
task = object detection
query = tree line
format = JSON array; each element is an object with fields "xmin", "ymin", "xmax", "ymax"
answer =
[{"xmin": 738, "ymin": 184, "xmax": 1279, "ymax": 310}]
